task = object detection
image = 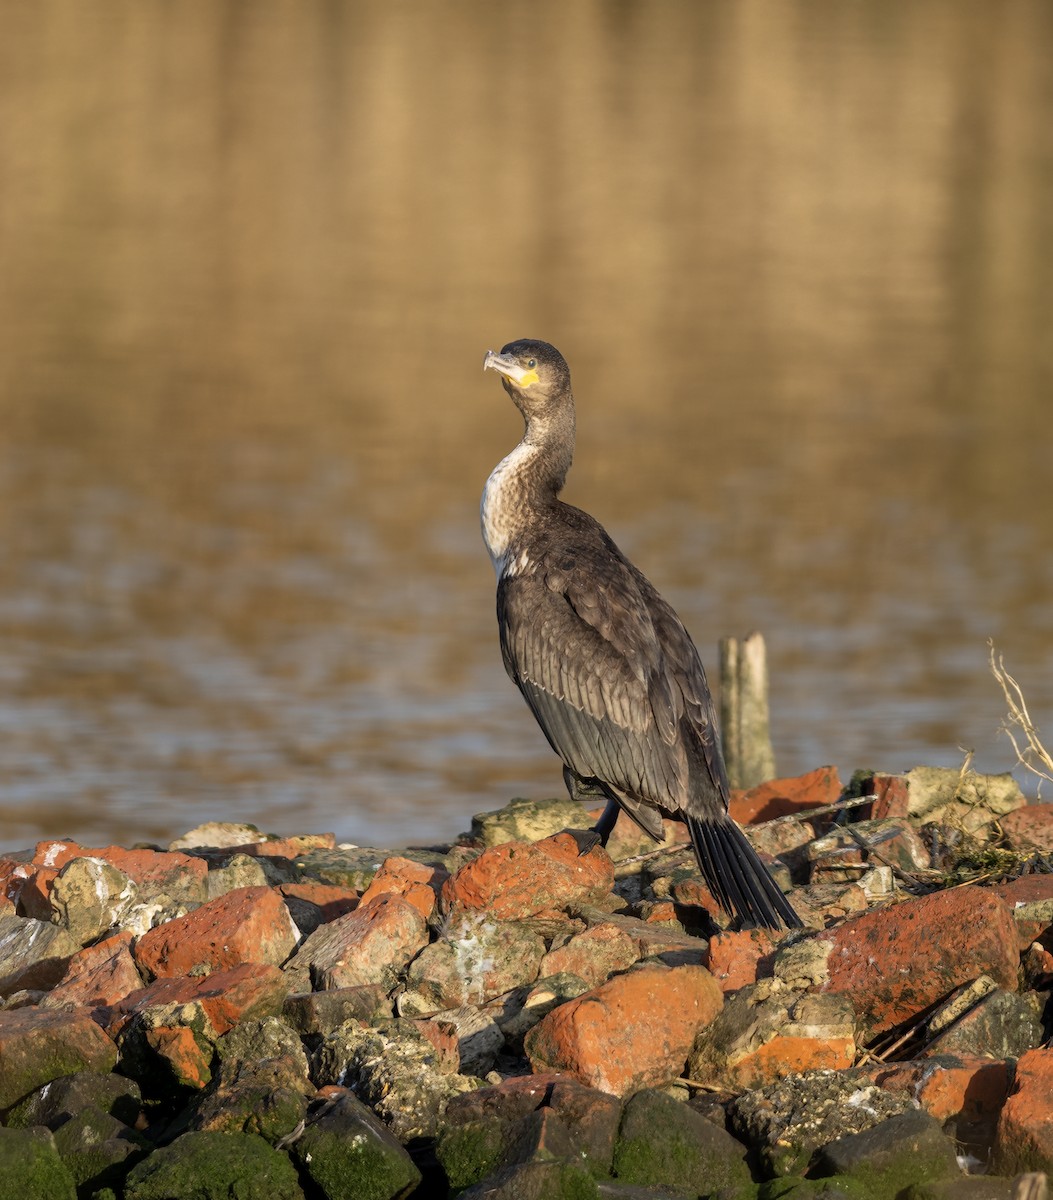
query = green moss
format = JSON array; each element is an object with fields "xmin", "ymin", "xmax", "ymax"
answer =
[
  {"xmin": 123, "ymin": 1131, "xmax": 304, "ymax": 1200},
  {"xmin": 292, "ymin": 1115, "xmax": 420, "ymax": 1200},
  {"xmin": 613, "ymin": 1090, "xmax": 754, "ymax": 1198},
  {"xmin": 613, "ymin": 1134, "xmax": 754, "ymax": 1197},
  {"xmin": 547, "ymin": 1162, "xmax": 600, "ymax": 1200},
  {"xmin": 758, "ymin": 1176, "xmax": 878, "ymax": 1200},
  {"xmin": 0, "ymin": 1127, "xmax": 77, "ymax": 1200},
  {"xmin": 0, "ymin": 1038, "xmax": 117, "ymax": 1112},
  {"xmin": 833, "ymin": 1159, "xmax": 954, "ymax": 1200},
  {"xmin": 436, "ymin": 1120, "xmax": 508, "ymax": 1192}
]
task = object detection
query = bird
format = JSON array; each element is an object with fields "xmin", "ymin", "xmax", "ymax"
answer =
[{"xmin": 481, "ymin": 338, "xmax": 801, "ymax": 930}]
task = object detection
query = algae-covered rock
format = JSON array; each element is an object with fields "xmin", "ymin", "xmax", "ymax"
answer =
[
  {"xmin": 290, "ymin": 846, "xmax": 450, "ymax": 890},
  {"xmin": 0, "ymin": 1008, "xmax": 118, "ymax": 1109},
  {"xmin": 283, "ymin": 985, "xmax": 393, "ymax": 1035},
  {"xmin": 51, "ymin": 1104, "xmax": 149, "ymax": 1196},
  {"xmin": 290, "ymin": 1091, "xmax": 421, "ymax": 1200},
  {"xmin": 190, "ymin": 1017, "xmax": 315, "ymax": 1143},
  {"xmin": 901, "ymin": 1174, "xmax": 1043, "ymax": 1200},
  {"xmin": 437, "ymin": 1076, "xmax": 618, "ymax": 1193},
  {"xmin": 312, "ymin": 1019, "xmax": 479, "ymax": 1140},
  {"xmin": 436, "ymin": 1119, "xmax": 512, "ymax": 1195},
  {"xmin": 0, "ymin": 1126, "xmax": 77, "ymax": 1199},
  {"xmin": 6, "ymin": 1070, "xmax": 142, "ymax": 1130},
  {"xmin": 469, "ymin": 796, "xmax": 589, "ymax": 847},
  {"xmin": 123, "ymin": 1130, "xmax": 305, "ymax": 1199},
  {"xmin": 730, "ymin": 1068, "xmax": 913, "ymax": 1177},
  {"xmin": 814, "ymin": 1110, "xmax": 962, "ymax": 1196},
  {"xmin": 611, "ymin": 1088, "xmax": 753, "ymax": 1197},
  {"xmin": 459, "ymin": 1159, "xmax": 600, "ymax": 1198}
]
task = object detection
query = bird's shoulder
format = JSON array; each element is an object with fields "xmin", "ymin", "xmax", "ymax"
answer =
[{"xmin": 500, "ymin": 504, "xmax": 659, "ymax": 661}]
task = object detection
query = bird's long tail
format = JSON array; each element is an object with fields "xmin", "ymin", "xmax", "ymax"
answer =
[{"xmin": 687, "ymin": 815, "xmax": 802, "ymax": 930}]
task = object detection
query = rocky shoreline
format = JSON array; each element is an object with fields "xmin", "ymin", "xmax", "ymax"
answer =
[{"xmin": 2, "ymin": 766, "xmax": 1053, "ymax": 1198}]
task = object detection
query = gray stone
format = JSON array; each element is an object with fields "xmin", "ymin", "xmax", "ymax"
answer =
[
  {"xmin": 290, "ymin": 845, "xmax": 451, "ymax": 890},
  {"xmin": 688, "ymin": 989, "xmax": 857, "ymax": 1091},
  {"xmin": 312, "ymin": 1019, "xmax": 479, "ymax": 1140},
  {"xmin": 290, "ymin": 1091, "xmax": 421, "ymax": 1200},
  {"xmin": 399, "ymin": 912, "xmax": 546, "ymax": 1014},
  {"xmin": 205, "ymin": 854, "xmax": 271, "ymax": 899},
  {"xmin": 903, "ymin": 767, "xmax": 1025, "ymax": 830},
  {"xmin": 281, "ymin": 896, "xmax": 427, "ymax": 994},
  {"xmin": 469, "ymin": 795, "xmax": 590, "ymax": 847},
  {"xmin": 0, "ymin": 915, "xmax": 78, "ymax": 996},
  {"xmin": 169, "ymin": 822, "xmax": 267, "ymax": 850},
  {"xmin": 49, "ymin": 858, "xmax": 139, "ymax": 944},
  {"xmin": 433, "ymin": 1005, "xmax": 505, "ymax": 1077},
  {"xmin": 923, "ymin": 983, "xmax": 1044, "ymax": 1059},
  {"xmin": 283, "ymin": 985, "xmax": 393, "ymax": 1034}
]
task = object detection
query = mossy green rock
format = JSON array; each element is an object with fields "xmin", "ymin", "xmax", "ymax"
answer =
[
  {"xmin": 6, "ymin": 1070, "xmax": 142, "ymax": 1130},
  {"xmin": 759, "ymin": 1175, "xmax": 878, "ymax": 1200},
  {"xmin": 612, "ymin": 1089, "xmax": 753, "ymax": 1197},
  {"xmin": 0, "ymin": 1126, "xmax": 77, "ymax": 1199},
  {"xmin": 52, "ymin": 1104, "xmax": 149, "ymax": 1195},
  {"xmin": 437, "ymin": 1118, "xmax": 510, "ymax": 1193},
  {"xmin": 123, "ymin": 1130, "xmax": 304, "ymax": 1199},
  {"xmin": 290, "ymin": 1091, "xmax": 421, "ymax": 1200},
  {"xmin": 459, "ymin": 1159, "xmax": 600, "ymax": 1199},
  {"xmin": 814, "ymin": 1111, "xmax": 962, "ymax": 1199},
  {"xmin": 0, "ymin": 1008, "xmax": 118, "ymax": 1110},
  {"xmin": 290, "ymin": 846, "xmax": 449, "ymax": 890}
]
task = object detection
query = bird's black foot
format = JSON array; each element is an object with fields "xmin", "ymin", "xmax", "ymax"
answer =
[{"xmin": 564, "ymin": 827, "xmax": 604, "ymax": 856}]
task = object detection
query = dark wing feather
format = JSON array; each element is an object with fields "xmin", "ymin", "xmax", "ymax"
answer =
[{"xmin": 497, "ymin": 532, "xmax": 727, "ymax": 818}]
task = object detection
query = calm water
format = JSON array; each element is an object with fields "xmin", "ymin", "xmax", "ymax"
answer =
[{"xmin": 0, "ymin": 0, "xmax": 1051, "ymax": 849}]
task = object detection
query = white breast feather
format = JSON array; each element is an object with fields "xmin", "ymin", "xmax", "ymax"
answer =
[{"xmin": 481, "ymin": 441, "xmax": 538, "ymax": 576}]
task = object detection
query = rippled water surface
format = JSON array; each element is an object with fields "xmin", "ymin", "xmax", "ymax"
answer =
[{"xmin": 1, "ymin": 0, "xmax": 1051, "ymax": 848}]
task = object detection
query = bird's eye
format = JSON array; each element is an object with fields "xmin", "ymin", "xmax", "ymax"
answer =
[{"xmin": 527, "ymin": 358, "xmax": 537, "ymax": 369}]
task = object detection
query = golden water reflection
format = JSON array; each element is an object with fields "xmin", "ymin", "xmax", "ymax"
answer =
[{"xmin": 0, "ymin": 0, "xmax": 1050, "ymax": 847}]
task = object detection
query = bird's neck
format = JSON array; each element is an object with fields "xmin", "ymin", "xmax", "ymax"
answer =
[{"xmin": 482, "ymin": 404, "xmax": 575, "ymax": 574}]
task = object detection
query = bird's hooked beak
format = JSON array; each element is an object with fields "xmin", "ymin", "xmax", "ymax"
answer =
[{"xmin": 483, "ymin": 349, "xmax": 539, "ymax": 389}]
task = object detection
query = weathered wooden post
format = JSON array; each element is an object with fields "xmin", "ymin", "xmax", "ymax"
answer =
[{"xmin": 719, "ymin": 631, "xmax": 776, "ymax": 790}]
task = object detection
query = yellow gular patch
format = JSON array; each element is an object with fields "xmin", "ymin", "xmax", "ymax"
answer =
[{"xmin": 519, "ymin": 369, "xmax": 540, "ymax": 388}]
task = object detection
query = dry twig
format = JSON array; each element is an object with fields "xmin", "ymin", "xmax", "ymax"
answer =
[{"xmin": 989, "ymin": 639, "xmax": 1053, "ymax": 796}]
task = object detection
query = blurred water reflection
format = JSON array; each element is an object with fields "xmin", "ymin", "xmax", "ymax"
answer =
[{"xmin": 0, "ymin": 0, "xmax": 1050, "ymax": 848}]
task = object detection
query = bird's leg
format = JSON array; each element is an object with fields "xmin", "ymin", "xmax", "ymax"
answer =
[{"xmin": 561, "ymin": 767, "xmax": 619, "ymax": 856}]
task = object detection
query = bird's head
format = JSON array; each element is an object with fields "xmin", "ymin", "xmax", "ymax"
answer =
[{"xmin": 483, "ymin": 340, "xmax": 572, "ymax": 418}]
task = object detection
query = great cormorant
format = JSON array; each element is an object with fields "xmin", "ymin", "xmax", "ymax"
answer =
[{"xmin": 481, "ymin": 338, "xmax": 800, "ymax": 930}]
